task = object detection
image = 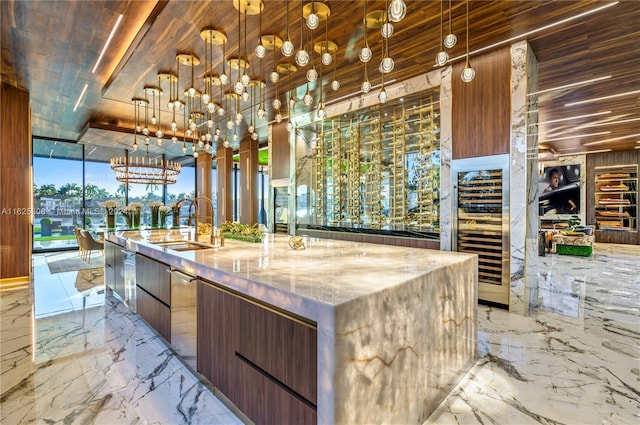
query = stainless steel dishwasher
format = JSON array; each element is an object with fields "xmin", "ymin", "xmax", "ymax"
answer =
[
  {"xmin": 169, "ymin": 269, "xmax": 197, "ymax": 370},
  {"xmin": 122, "ymin": 250, "xmax": 137, "ymax": 313}
]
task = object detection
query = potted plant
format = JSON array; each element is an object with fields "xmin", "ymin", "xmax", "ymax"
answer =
[
  {"xmin": 159, "ymin": 206, "xmax": 171, "ymax": 228},
  {"xmin": 148, "ymin": 201, "xmax": 164, "ymax": 228},
  {"xmin": 220, "ymin": 221, "xmax": 264, "ymax": 243},
  {"xmin": 99, "ymin": 199, "xmax": 120, "ymax": 229}
]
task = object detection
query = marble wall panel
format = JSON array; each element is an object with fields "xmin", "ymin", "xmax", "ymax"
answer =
[{"xmin": 509, "ymin": 41, "xmax": 539, "ymax": 315}]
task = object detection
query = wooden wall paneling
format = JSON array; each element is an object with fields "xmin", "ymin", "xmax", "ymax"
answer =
[
  {"xmin": 271, "ymin": 122, "xmax": 290, "ymax": 181},
  {"xmin": 196, "ymin": 152, "xmax": 213, "ymax": 224},
  {"xmin": 0, "ymin": 83, "xmax": 31, "ymax": 281},
  {"xmin": 239, "ymin": 138, "xmax": 259, "ymax": 225},
  {"xmin": 216, "ymin": 146, "xmax": 233, "ymax": 225},
  {"xmin": 452, "ymin": 47, "xmax": 511, "ymax": 160},
  {"xmin": 587, "ymin": 150, "xmax": 640, "ymax": 245}
]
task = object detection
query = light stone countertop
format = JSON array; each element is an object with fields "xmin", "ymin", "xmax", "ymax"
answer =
[
  {"xmin": 107, "ymin": 229, "xmax": 476, "ymax": 323},
  {"xmin": 107, "ymin": 228, "xmax": 478, "ymax": 424}
]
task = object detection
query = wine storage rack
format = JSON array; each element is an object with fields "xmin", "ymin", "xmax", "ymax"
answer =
[{"xmin": 300, "ymin": 91, "xmax": 441, "ymax": 234}]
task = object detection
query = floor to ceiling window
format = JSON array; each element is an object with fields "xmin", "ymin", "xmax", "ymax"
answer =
[
  {"xmin": 33, "ymin": 138, "xmax": 83, "ymax": 251},
  {"xmin": 167, "ymin": 160, "xmax": 196, "ymax": 226},
  {"xmin": 33, "ymin": 138, "xmax": 198, "ymax": 251}
]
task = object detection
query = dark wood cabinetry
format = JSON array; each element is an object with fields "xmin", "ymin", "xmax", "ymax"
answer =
[
  {"xmin": 197, "ymin": 279, "xmax": 318, "ymax": 424},
  {"xmin": 136, "ymin": 254, "xmax": 171, "ymax": 341},
  {"xmin": 136, "ymin": 285, "xmax": 171, "ymax": 341},
  {"xmin": 135, "ymin": 254, "xmax": 170, "ymax": 305}
]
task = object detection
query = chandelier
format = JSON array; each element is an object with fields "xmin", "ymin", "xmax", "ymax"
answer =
[
  {"xmin": 110, "ymin": 152, "xmax": 181, "ymax": 185},
  {"xmin": 109, "ymin": 94, "xmax": 182, "ymax": 185}
]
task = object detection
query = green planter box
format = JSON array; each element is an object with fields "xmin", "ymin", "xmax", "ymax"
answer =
[
  {"xmin": 222, "ymin": 232, "xmax": 262, "ymax": 243},
  {"xmin": 556, "ymin": 244, "xmax": 592, "ymax": 257}
]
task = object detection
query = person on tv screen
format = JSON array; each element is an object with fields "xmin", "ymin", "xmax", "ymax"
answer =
[
  {"xmin": 541, "ymin": 167, "xmax": 577, "ymax": 213},
  {"xmin": 544, "ymin": 168, "xmax": 560, "ymax": 193}
]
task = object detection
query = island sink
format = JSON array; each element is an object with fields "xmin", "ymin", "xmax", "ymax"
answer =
[{"xmin": 150, "ymin": 240, "xmax": 213, "ymax": 251}]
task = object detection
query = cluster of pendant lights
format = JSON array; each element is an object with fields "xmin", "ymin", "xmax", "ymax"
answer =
[
  {"xmin": 435, "ymin": 0, "xmax": 475, "ymax": 81},
  {"xmin": 130, "ymin": 0, "xmax": 473, "ymax": 159}
]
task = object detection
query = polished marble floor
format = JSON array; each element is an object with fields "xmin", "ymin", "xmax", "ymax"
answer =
[{"xmin": 1, "ymin": 244, "xmax": 639, "ymax": 424}]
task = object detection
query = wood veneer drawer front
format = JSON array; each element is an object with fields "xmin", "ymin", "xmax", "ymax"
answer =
[
  {"xmin": 135, "ymin": 254, "xmax": 170, "ymax": 305},
  {"xmin": 236, "ymin": 291, "xmax": 318, "ymax": 405},
  {"xmin": 137, "ymin": 286, "xmax": 171, "ymax": 342},
  {"xmin": 236, "ymin": 357, "xmax": 317, "ymax": 425},
  {"xmin": 196, "ymin": 281, "xmax": 239, "ymax": 402}
]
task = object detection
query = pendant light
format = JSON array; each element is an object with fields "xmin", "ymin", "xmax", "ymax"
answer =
[
  {"xmin": 307, "ymin": 0, "xmax": 319, "ymax": 30},
  {"xmin": 435, "ymin": 0, "xmax": 449, "ymax": 66},
  {"xmin": 295, "ymin": 0, "xmax": 310, "ymax": 67},
  {"xmin": 359, "ymin": 1, "xmax": 372, "ymax": 63},
  {"xmin": 282, "ymin": 0, "xmax": 294, "ymax": 56},
  {"xmin": 387, "ymin": 0, "xmax": 406, "ymax": 22},
  {"xmin": 444, "ymin": 0, "xmax": 457, "ymax": 48},
  {"xmin": 461, "ymin": 0, "xmax": 475, "ymax": 82},
  {"xmin": 379, "ymin": 0, "xmax": 394, "ymax": 74}
]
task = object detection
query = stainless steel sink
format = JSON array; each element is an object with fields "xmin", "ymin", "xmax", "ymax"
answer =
[{"xmin": 151, "ymin": 240, "xmax": 213, "ymax": 251}]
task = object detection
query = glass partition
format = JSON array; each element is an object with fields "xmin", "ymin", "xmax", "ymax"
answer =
[{"xmin": 295, "ymin": 89, "xmax": 441, "ymax": 239}]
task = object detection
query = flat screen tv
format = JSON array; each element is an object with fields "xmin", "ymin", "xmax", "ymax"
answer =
[{"xmin": 539, "ymin": 164, "xmax": 580, "ymax": 216}]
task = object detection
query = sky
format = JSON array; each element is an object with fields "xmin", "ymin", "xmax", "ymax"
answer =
[{"xmin": 33, "ymin": 157, "xmax": 198, "ymax": 198}]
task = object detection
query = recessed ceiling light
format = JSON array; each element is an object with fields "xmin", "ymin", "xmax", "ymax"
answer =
[
  {"xmin": 583, "ymin": 133, "xmax": 640, "ymax": 146},
  {"xmin": 543, "ymin": 131, "xmax": 611, "ymax": 142},
  {"xmin": 73, "ymin": 84, "xmax": 89, "ymax": 112},
  {"xmin": 92, "ymin": 14, "xmax": 123, "ymax": 74},
  {"xmin": 532, "ymin": 111, "xmax": 611, "ymax": 126},
  {"xmin": 529, "ymin": 75, "xmax": 611, "ymax": 96},
  {"xmin": 556, "ymin": 149, "xmax": 612, "ymax": 157},
  {"xmin": 565, "ymin": 89, "xmax": 640, "ymax": 107},
  {"xmin": 575, "ymin": 117, "xmax": 640, "ymax": 130}
]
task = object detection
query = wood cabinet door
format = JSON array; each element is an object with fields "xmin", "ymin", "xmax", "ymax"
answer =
[
  {"xmin": 237, "ymin": 357, "xmax": 317, "ymax": 425},
  {"xmin": 237, "ymin": 298, "xmax": 317, "ymax": 405},
  {"xmin": 137, "ymin": 286, "xmax": 171, "ymax": 342},
  {"xmin": 135, "ymin": 254, "xmax": 170, "ymax": 305},
  {"xmin": 197, "ymin": 280, "xmax": 239, "ymax": 402},
  {"xmin": 197, "ymin": 279, "xmax": 318, "ymax": 424}
]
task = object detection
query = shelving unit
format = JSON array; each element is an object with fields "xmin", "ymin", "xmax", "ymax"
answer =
[
  {"xmin": 305, "ymin": 90, "xmax": 441, "ymax": 234},
  {"xmin": 594, "ymin": 164, "xmax": 638, "ymax": 233}
]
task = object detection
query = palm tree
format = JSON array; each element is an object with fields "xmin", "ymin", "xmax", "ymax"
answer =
[
  {"xmin": 59, "ymin": 183, "xmax": 82, "ymax": 197},
  {"xmin": 38, "ymin": 184, "xmax": 57, "ymax": 197},
  {"xmin": 85, "ymin": 183, "xmax": 99, "ymax": 199}
]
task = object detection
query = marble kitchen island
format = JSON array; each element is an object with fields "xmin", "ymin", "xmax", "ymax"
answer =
[{"xmin": 105, "ymin": 230, "xmax": 478, "ymax": 424}]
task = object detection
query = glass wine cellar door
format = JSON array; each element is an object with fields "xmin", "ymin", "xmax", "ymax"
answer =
[{"xmin": 452, "ymin": 155, "xmax": 510, "ymax": 306}]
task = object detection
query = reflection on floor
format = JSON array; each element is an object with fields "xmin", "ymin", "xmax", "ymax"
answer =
[
  {"xmin": 1, "ymin": 244, "xmax": 639, "ymax": 424},
  {"xmin": 0, "ymin": 252, "xmax": 242, "ymax": 425}
]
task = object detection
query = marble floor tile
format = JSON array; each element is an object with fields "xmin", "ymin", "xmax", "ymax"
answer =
[
  {"xmin": 426, "ymin": 243, "xmax": 640, "ymax": 425},
  {"xmin": 1, "ymin": 254, "xmax": 243, "ymax": 425},
  {"xmin": 2, "ymin": 244, "xmax": 639, "ymax": 424}
]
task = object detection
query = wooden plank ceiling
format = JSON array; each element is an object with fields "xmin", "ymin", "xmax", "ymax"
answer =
[{"xmin": 2, "ymin": 0, "xmax": 639, "ymax": 161}]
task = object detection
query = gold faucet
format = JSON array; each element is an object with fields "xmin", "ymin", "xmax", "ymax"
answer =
[{"xmin": 191, "ymin": 196, "xmax": 216, "ymax": 245}]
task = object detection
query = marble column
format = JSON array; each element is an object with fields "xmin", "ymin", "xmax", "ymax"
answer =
[
  {"xmin": 239, "ymin": 138, "xmax": 259, "ymax": 225},
  {"xmin": 196, "ymin": 152, "xmax": 213, "ymax": 225},
  {"xmin": 215, "ymin": 146, "xmax": 233, "ymax": 226},
  {"xmin": 509, "ymin": 41, "xmax": 539, "ymax": 315}
]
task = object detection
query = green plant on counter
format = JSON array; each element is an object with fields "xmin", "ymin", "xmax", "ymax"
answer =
[{"xmin": 220, "ymin": 222, "xmax": 264, "ymax": 242}]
